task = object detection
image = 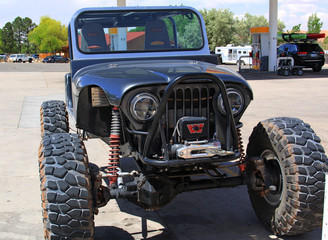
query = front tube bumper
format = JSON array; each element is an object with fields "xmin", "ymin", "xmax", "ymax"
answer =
[{"xmin": 141, "ymin": 73, "xmax": 239, "ymax": 167}]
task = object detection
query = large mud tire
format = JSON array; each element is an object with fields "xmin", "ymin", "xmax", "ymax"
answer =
[
  {"xmin": 246, "ymin": 117, "xmax": 327, "ymax": 236},
  {"xmin": 39, "ymin": 133, "xmax": 94, "ymax": 239},
  {"xmin": 40, "ymin": 100, "xmax": 69, "ymax": 137}
]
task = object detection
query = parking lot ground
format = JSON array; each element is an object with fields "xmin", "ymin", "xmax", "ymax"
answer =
[{"xmin": 0, "ymin": 63, "xmax": 327, "ymax": 239}]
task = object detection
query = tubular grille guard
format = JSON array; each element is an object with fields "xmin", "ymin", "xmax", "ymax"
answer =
[{"xmin": 142, "ymin": 73, "xmax": 239, "ymax": 166}]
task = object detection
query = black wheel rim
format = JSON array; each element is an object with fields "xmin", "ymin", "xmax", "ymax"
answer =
[{"xmin": 260, "ymin": 149, "xmax": 284, "ymax": 206}]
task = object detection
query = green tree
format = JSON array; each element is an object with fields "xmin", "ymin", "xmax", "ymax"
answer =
[
  {"xmin": 321, "ymin": 37, "xmax": 328, "ymax": 50},
  {"xmin": 178, "ymin": 21, "xmax": 202, "ymax": 48},
  {"xmin": 307, "ymin": 13, "xmax": 323, "ymax": 33},
  {"xmin": 277, "ymin": 20, "xmax": 286, "ymax": 34},
  {"xmin": 234, "ymin": 13, "xmax": 268, "ymax": 45},
  {"xmin": 28, "ymin": 16, "xmax": 67, "ymax": 53},
  {"xmin": 164, "ymin": 12, "xmax": 201, "ymax": 48},
  {"xmin": 234, "ymin": 13, "xmax": 285, "ymax": 45},
  {"xmin": 128, "ymin": 26, "xmax": 145, "ymax": 32},
  {"xmin": 0, "ymin": 28, "xmax": 3, "ymax": 52},
  {"xmin": 289, "ymin": 24, "xmax": 301, "ymax": 33},
  {"xmin": 1, "ymin": 22, "xmax": 15, "ymax": 53},
  {"xmin": 13, "ymin": 17, "xmax": 24, "ymax": 52},
  {"xmin": 200, "ymin": 8, "xmax": 236, "ymax": 50},
  {"xmin": 21, "ymin": 17, "xmax": 37, "ymax": 53},
  {"xmin": 0, "ymin": 17, "xmax": 36, "ymax": 54}
]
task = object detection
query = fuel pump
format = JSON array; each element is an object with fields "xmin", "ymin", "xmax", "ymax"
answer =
[{"xmin": 251, "ymin": 27, "xmax": 270, "ymax": 71}]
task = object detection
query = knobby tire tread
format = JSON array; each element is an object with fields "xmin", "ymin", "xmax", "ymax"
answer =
[
  {"xmin": 247, "ymin": 117, "xmax": 327, "ymax": 235},
  {"xmin": 38, "ymin": 133, "xmax": 94, "ymax": 240},
  {"xmin": 40, "ymin": 100, "xmax": 69, "ymax": 137}
]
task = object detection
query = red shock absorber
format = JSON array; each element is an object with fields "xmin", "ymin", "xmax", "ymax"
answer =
[
  {"xmin": 237, "ymin": 127, "xmax": 246, "ymax": 172},
  {"xmin": 108, "ymin": 106, "xmax": 121, "ymax": 186}
]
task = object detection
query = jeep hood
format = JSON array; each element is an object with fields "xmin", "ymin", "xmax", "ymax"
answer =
[{"xmin": 73, "ymin": 59, "xmax": 252, "ymax": 106}]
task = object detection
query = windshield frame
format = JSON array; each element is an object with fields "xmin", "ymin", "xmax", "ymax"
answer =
[{"xmin": 74, "ymin": 7, "xmax": 205, "ymax": 55}]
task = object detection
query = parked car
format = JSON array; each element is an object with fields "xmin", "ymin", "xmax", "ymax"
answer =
[
  {"xmin": 0, "ymin": 54, "xmax": 7, "ymax": 61},
  {"xmin": 277, "ymin": 42, "xmax": 325, "ymax": 72},
  {"xmin": 9, "ymin": 54, "xmax": 32, "ymax": 63},
  {"xmin": 42, "ymin": 55, "xmax": 69, "ymax": 63},
  {"xmin": 38, "ymin": 6, "xmax": 327, "ymax": 239},
  {"xmin": 31, "ymin": 54, "xmax": 39, "ymax": 59}
]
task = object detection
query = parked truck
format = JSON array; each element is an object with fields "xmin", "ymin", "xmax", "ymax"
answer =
[{"xmin": 215, "ymin": 45, "xmax": 252, "ymax": 65}]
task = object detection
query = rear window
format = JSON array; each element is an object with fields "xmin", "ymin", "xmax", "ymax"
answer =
[
  {"xmin": 278, "ymin": 44, "xmax": 298, "ymax": 52},
  {"xmin": 298, "ymin": 44, "xmax": 323, "ymax": 52},
  {"xmin": 75, "ymin": 9, "xmax": 204, "ymax": 53}
]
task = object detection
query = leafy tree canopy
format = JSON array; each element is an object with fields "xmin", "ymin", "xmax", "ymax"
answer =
[
  {"xmin": 200, "ymin": 8, "xmax": 236, "ymax": 50},
  {"xmin": 321, "ymin": 37, "xmax": 328, "ymax": 50},
  {"xmin": 1, "ymin": 22, "xmax": 15, "ymax": 53},
  {"xmin": 0, "ymin": 28, "xmax": 3, "ymax": 52},
  {"xmin": 0, "ymin": 17, "xmax": 35, "ymax": 53},
  {"xmin": 289, "ymin": 24, "xmax": 301, "ymax": 33},
  {"xmin": 200, "ymin": 9, "xmax": 286, "ymax": 50},
  {"xmin": 12, "ymin": 17, "xmax": 36, "ymax": 53},
  {"xmin": 234, "ymin": 13, "xmax": 269, "ymax": 45},
  {"xmin": 28, "ymin": 16, "xmax": 67, "ymax": 53},
  {"xmin": 307, "ymin": 13, "xmax": 323, "ymax": 33}
]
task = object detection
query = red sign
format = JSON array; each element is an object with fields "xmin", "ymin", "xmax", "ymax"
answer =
[{"xmin": 187, "ymin": 123, "xmax": 204, "ymax": 134}]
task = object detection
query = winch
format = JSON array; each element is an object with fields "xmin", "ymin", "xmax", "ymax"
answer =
[{"xmin": 169, "ymin": 116, "xmax": 235, "ymax": 159}]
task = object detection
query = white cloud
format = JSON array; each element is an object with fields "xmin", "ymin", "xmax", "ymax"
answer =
[{"xmin": 278, "ymin": 0, "xmax": 328, "ymax": 31}]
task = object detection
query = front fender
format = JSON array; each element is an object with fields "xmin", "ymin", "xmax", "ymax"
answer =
[{"xmin": 65, "ymin": 73, "xmax": 73, "ymax": 110}]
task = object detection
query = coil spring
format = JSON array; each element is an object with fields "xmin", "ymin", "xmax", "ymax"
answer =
[
  {"xmin": 108, "ymin": 106, "xmax": 121, "ymax": 185},
  {"xmin": 237, "ymin": 127, "xmax": 245, "ymax": 162},
  {"xmin": 237, "ymin": 127, "xmax": 247, "ymax": 172}
]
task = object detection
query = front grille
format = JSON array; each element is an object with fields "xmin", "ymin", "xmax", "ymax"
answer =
[{"xmin": 160, "ymin": 84, "xmax": 218, "ymax": 142}]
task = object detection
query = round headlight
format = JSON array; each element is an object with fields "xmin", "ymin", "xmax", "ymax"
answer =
[
  {"xmin": 218, "ymin": 88, "xmax": 244, "ymax": 116},
  {"xmin": 130, "ymin": 93, "xmax": 159, "ymax": 121}
]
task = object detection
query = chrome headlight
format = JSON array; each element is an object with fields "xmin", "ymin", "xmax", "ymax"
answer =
[
  {"xmin": 218, "ymin": 88, "xmax": 244, "ymax": 116},
  {"xmin": 130, "ymin": 93, "xmax": 159, "ymax": 121}
]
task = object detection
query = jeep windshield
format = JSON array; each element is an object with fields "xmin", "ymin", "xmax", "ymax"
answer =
[{"xmin": 75, "ymin": 9, "xmax": 204, "ymax": 53}]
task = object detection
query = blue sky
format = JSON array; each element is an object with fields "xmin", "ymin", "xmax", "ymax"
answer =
[{"xmin": 0, "ymin": 0, "xmax": 327, "ymax": 31}]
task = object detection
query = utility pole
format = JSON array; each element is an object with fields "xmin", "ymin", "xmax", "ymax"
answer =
[
  {"xmin": 117, "ymin": 0, "xmax": 126, "ymax": 7},
  {"xmin": 268, "ymin": 0, "xmax": 278, "ymax": 71}
]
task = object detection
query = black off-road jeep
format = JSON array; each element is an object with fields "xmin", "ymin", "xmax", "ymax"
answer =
[{"xmin": 38, "ymin": 6, "xmax": 327, "ymax": 239}]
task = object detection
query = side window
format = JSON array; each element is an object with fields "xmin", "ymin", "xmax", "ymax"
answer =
[
  {"xmin": 289, "ymin": 45, "xmax": 297, "ymax": 52},
  {"xmin": 278, "ymin": 45, "xmax": 285, "ymax": 52}
]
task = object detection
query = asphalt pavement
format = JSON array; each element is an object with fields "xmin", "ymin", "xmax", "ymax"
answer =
[{"xmin": 0, "ymin": 62, "xmax": 327, "ymax": 240}]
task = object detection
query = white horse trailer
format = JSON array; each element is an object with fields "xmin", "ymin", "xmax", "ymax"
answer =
[{"xmin": 215, "ymin": 45, "xmax": 252, "ymax": 65}]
